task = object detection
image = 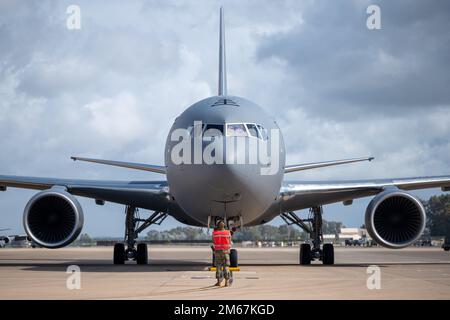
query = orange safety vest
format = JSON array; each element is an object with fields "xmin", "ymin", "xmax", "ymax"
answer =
[{"xmin": 212, "ymin": 229, "xmax": 231, "ymax": 251}]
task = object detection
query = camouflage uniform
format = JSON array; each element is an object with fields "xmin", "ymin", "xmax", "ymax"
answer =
[{"xmin": 214, "ymin": 250, "xmax": 230, "ymax": 280}]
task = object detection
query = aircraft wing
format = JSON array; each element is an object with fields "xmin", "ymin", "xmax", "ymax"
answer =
[
  {"xmin": 279, "ymin": 175, "xmax": 450, "ymax": 212},
  {"xmin": 71, "ymin": 157, "xmax": 166, "ymax": 174},
  {"xmin": 0, "ymin": 175, "xmax": 170, "ymax": 212},
  {"xmin": 284, "ymin": 157, "xmax": 374, "ymax": 173}
]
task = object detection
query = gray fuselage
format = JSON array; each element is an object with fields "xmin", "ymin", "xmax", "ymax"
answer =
[{"xmin": 165, "ymin": 95, "xmax": 286, "ymax": 226}]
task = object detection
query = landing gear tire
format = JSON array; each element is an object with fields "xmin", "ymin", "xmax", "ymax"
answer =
[
  {"xmin": 322, "ymin": 243, "xmax": 334, "ymax": 265},
  {"xmin": 113, "ymin": 243, "xmax": 125, "ymax": 265},
  {"xmin": 299, "ymin": 243, "xmax": 311, "ymax": 265},
  {"xmin": 230, "ymin": 249, "xmax": 238, "ymax": 267},
  {"xmin": 117, "ymin": 206, "xmax": 168, "ymax": 265},
  {"xmin": 136, "ymin": 243, "xmax": 148, "ymax": 265}
]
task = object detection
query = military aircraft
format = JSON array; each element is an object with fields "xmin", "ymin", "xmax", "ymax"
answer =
[
  {"xmin": 0, "ymin": 228, "xmax": 11, "ymax": 248},
  {"xmin": 1, "ymin": 8, "xmax": 449, "ymax": 265}
]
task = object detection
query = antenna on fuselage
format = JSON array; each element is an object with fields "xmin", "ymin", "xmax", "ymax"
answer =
[{"xmin": 218, "ymin": 7, "xmax": 227, "ymax": 96}]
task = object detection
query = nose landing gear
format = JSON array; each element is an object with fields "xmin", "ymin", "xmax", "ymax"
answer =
[
  {"xmin": 281, "ymin": 206, "xmax": 334, "ymax": 265},
  {"xmin": 230, "ymin": 248, "xmax": 238, "ymax": 267},
  {"xmin": 113, "ymin": 206, "xmax": 168, "ymax": 265}
]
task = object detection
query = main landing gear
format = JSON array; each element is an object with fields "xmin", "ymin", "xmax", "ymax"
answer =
[
  {"xmin": 113, "ymin": 206, "xmax": 168, "ymax": 265},
  {"xmin": 281, "ymin": 206, "xmax": 334, "ymax": 265}
]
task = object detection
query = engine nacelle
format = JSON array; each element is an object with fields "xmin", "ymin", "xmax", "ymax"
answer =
[
  {"xmin": 365, "ymin": 190, "xmax": 426, "ymax": 249},
  {"xmin": 23, "ymin": 189, "xmax": 84, "ymax": 249}
]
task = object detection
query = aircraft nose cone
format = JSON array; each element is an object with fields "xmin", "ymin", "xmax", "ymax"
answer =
[{"xmin": 204, "ymin": 164, "xmax": 248, "ymax": 202}]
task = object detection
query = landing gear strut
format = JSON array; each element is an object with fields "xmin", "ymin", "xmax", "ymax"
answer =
[
  {"xmin": 113, "ymin": 206, "xmax": 168, "ymax": 265},
  {"xmin": 281, "ymin": 206, "xmax": 334, "ymax": 265}
]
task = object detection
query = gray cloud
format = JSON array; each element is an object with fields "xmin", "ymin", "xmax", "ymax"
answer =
[
  {"xmin": 256, "ymin": 0, "xmax": 450, "ymax": 117},
  {"xmin": 0, "ymin": 0, "xmax": 449, "ymax": 235}
]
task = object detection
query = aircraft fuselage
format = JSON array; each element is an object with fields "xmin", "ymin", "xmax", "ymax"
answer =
[{"xmin": 165, "ymin": 95, "xmax": 286, "ymax": 226}]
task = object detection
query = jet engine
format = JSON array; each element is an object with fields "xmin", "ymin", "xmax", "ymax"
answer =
[
  {"xmin": 365, "ymin": 190, "xmax": 426, "ymax": 249},
  {"xmin": 23, "ymin": 189, "xmax": 84, "ymax": 249}
]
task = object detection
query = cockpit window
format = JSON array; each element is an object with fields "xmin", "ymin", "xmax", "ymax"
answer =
[
  {"xmin": 226, "ymin": 124, "xmax": 248, "ymax": 137},
  {"xmin": 257, "ymin": 124, "xmax": 268, "ymax": 140},
  {"xmin": 224, "ymin": 123, "xmax": 268, "ymax": 139},
  {"xmin": 246, "ymin": 124, "xmax": 260, "ymax": 138},
  {"xmin": 203, "ymin": 124, "xmax": 224, "ymax": 137}
]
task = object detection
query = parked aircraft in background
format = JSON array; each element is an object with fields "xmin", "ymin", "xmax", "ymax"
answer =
[{"xmin": 0, "ymin": 228, "xmax": 31, "ymax": 248}]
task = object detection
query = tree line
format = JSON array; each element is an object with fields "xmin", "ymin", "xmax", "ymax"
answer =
[
  {"xmin": 144, "ymin": 220, "xmax": 344, "ymax": 242},
  {"xmin": 75, "ymin": 194, "xmax": 450, "ymax": 243},
  {"xmin": 425, "ymin": 194, "xmax": 450, "ymax": 237},
  {"xmin": 142, "ymin": 194, "xmax": 450, "ymax": 241}
]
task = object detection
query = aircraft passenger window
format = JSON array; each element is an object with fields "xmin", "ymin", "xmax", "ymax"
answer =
[
  {"xmin": 226, "ymin": 124, "xmax": 248, "ymax": 137},
  {"xmin": 257, "ymin": 124, "xmax": 268, "ymax": 140},
  {"xmin": 203, "ymin": 124, "xmax": 224, "ymax": 137},
  {"xmin": 246, "ymin": 124, "xmax": 260, "ymax": 138}
]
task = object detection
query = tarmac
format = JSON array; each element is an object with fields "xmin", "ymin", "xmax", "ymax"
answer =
[{"xmin": 0, "ymin": 246, "xmax": 449, "ymax": 299}]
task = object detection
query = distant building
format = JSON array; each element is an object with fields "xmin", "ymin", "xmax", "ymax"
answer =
[
  {"xmin": 338, "ymin": 228, "xmax": 369, "ymax": 241},
  {"xmin": 323, "ymin": 234, "xmax": 336, "ymax": 243}
]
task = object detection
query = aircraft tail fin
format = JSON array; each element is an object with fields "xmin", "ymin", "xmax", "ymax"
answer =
[{"xmin": 218, "ymin": 7, "xmax": 227, "ymax": 96}]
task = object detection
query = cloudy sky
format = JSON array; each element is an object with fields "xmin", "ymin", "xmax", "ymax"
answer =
[{"xmin": 1, "ymin": 0, "xmax": 449, "ymax": 236}]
